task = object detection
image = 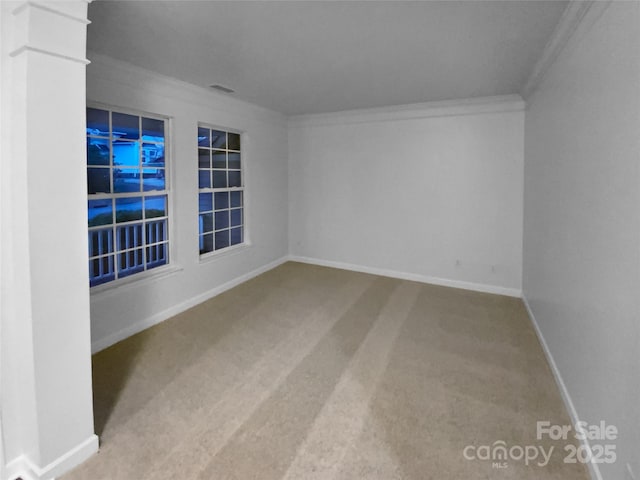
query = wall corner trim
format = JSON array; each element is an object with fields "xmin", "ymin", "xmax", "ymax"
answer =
[
  {"xmin": 288, "ymin": 256, "xmax": 522, "ymax": 298},
  {"xmin": 521, "ymin": 0, "xmax": 612, "ymax": 101},
  {"xmin": 5, "ymin": 434, "xmax": 98, "ymax": 480},
  {"xmin": 522, "ymin": 296, "xmax": 603, "ymax": 480}
]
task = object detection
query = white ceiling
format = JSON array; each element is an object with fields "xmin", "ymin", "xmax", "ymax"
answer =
[{"xmin": 88, "ymin": 1, "xmax": 568, "ymax": 115}]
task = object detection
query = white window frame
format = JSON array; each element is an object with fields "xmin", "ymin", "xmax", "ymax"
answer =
[
  {"xmin": 197, "ymin": 123, "xmax": 248, "ymax": 260},
  {"xmin": 87, "ymin": 102, "xmax": 175, "ymax": 292}
]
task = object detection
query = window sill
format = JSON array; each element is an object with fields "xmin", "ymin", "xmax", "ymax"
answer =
[
  {"xmin": 90, "ymin": 264, "xmax": 184, "ymax": 299},
  {"xmin": 199, "ymin": 241, "xmax": 252, "ymax": 264}
]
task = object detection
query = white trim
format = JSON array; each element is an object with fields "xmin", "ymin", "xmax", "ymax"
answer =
[
  {"xmin": 12, "ymin": 1, "xmax": 91, "ymax": 25},
  {"xmin": 288, "ymin": 255, "xmax": 522, "ymax": 298},
  {"xmin": 4, "ymin": 456, "xmax": 31, "ymax": 480},
  {"xmin": 198, "ymin": 242, "xmax": 251, "ymax": 264},
  {"xmin": 521, "ymin": 1, "xmax": 612, "ymax": 101},
  {"xmin": 522, "ymin": 296, "xmax": 602, "ymax": 480},
  {"xmin": 90, "ymin": 265, "xmax": 183, "ymax": 298},
  {"xmin": 6, "ymin": 434, "xmax": 98, "ymax": 480},
  {"xmin": 8, "ymin": 45, "xmax": 90, "ymax": 65},
  {"xmin": 91, "ymin": 255, "xmax": 289, "ymax": 353},
  {"xmin": 288, "ymin": 95, "xmax": 525, "ymax": 128}
]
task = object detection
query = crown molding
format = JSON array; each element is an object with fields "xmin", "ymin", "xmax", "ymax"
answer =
[
  {"xmin": 288, "ymin": 94, "xmax": 525, "ymax": 128},
  {"xmin": 521, "ymin": 0, "xmax": 612, "ymax": 101},
  {"xmin": 87, "ymin": 52, "xmax": 288, "ymax": 125}
]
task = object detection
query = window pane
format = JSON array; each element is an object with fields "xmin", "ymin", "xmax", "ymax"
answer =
[
  {"xmin": 228, "ymin": 152, "xmax": 241, "ymax": 170},
  {"xmin": 112, "ymin": 141, "xmax": 140, "ymax": 167},
  {"xmin": 143, "ymin": 143, "xmax": 165, "ymax": 167},
  {"xmin": 215, "ymin": 229, "xmax": 230, "ymax": 250},
  {"xmin": 88, "ymin": 199, "xmax": 113, "ymax": 227},
  {"xmin": 117, "ymin": 223, "xmax": 143, "ymax": 250},
  {"xmin": 87, "ymin": 108, "xmax": 109, "ymax": 136},
  {"xmin": 230, "ymin": 191, "xmax": 242, "ymax": 208},
  {"xmin": 215, "ymin": 210, "xmax": 229, "ymax": 230},
  {"xmin": 87, "ymin": 138, "xmax": 110, "ymax": 166},
  {"xmin": 230, "ymin": 227, "xmax": 243, "ymax": 245},
  {"xmin": 198, "ymin": 149, "xmax": 210, "ymax": 169},
  {"xmin": 118, "ymin": 249, "xmax": 144, "ymax": 278},
  {"xmin": 199, "ymin": 170, "xmax": 211, "ymax": 189},
  {"xmin": 143, "ymin": 168, "xmax": 165, "ymax": 191},
  {"xmin": 214, "ymin": 191, "xmax": 229, "ymax": 210},
  {"xmin": 87, "ymin": 168, "xmax": 111, "ymax": 194},
  {"xmin": 88, "ymin": 228, "xmax": 114, "ymax": 257},
  {"xmin": 228, "ymin": 132, "xmax": 240, "ymax": 151},
  {"xmin": 89, "ymin": 256, "xmax": 115, "ymax": 287},
  {"xmin": 147, "ymin": 243, "xmax": 167, "ymax": 268},
  {"xmin": 200, "ymin": 213, "xmax": 213, "ymax": 234},
  {"xmin": 146, "ymin": 219, "xmax": 167, "ymax": 243},
  {"xmin": 198, "ymin": 127, "xmax": 210, "ymax": 147},
  {"xmin": 112, "ymin": 112, "xmax": 139, "ymax": 140},
  {"xmin": 211, "ymin": 130, "xmax": 226, "ymax": 149},
  {"xmin": 228, "ymin": 170, "xmax": 241, "ymax": 187},
  {"xmin": 212, "ymin": 151, "xmax": 226, "ymax": 169},
  {"xmin": 200, "ymin": 233, "xmax": 213, "ymax": 254},
  {"xmin": 145, "ymin": 195, "xmax": 166, "ymax": 218},
  {"xmin": 88, "ymin": 107, "xmax": 170, "ymax": 287},
  {"xmin": 197, "ymin": 126, "xmax": 243, "ymax": 257},
  {"xmin": 142, "ymin": 117, "xmax": 164, "ymax": 142},
  {"xmin": 114, "ymin": 168, "xmax": 141, "ymax": 193},
  {"xmin": 213, "ymin": 170, "xmax": 227, "ymax": 188},
  {"xmin": 230, "ymin": 208, "xmax": 242, "ymax": 227},
  {"xmin": 199, "ymin": 192, "xmax": 213, "ymax": 213},
  {"xmin": 115, "ymin": 197, "xmax": 143, "ymax": 223}
]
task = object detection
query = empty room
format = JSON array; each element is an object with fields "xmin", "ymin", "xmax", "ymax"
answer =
[{"xmin": 0, "ymin": 1, "xmax": 638, "ymax": 479}]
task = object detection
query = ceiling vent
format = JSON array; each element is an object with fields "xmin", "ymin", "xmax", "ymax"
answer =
[{"xmin": 210, "ymin": 84, "xmax": 234, "ymax": 94}]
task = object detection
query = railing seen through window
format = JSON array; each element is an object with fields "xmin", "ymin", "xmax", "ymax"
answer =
[{"xmin": 87, "ymin": 107, "xmax": 170, "ymax": 287}]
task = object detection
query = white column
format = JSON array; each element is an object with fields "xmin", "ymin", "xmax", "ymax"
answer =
[{"xmin": 0, "ymin": 1, "xmax": 98, "ymax": 479}]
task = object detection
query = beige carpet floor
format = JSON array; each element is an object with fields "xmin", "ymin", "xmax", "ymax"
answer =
[{"xmin": 63, "ymin": 262, "xmax": 589, "ymax": 480}]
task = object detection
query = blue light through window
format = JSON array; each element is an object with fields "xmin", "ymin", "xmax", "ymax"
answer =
[{"xmin": 87, "ymin": 107, "xmax": 169, "ymax": 287}]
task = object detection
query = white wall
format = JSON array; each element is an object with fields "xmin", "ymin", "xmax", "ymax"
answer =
[
  {"xmin": 87, "ymin": 54, "xmax": 289, "ymax": 351},
  {"xmin": 288, "ymin": 97, "xmax": 524, "ymax": 295},
  {"xmin": 523, "ymin": 2, "xmax": 640, "ymax": 479}
]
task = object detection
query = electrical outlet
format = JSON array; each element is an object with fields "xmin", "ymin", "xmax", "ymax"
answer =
[{"xmin": 627, "ymin": 462, "xmax": 637, "ymax": 480}]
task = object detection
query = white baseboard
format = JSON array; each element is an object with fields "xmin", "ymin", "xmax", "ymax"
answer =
[
  {"xmin": 91, "ymin": 256, "xmax": 289, "ymax": 353},
  {"xmin": 5, "ymin": 434, "xmax": 98, "ymax": 480},
  {"xmin": 522, "ymin": 296, "xmax": 602, "ymax": 480},
  {"xmin": 92, "ymin": 254, "xmax": 519, "ymax": 353},
  {"xmin": 288, "ymin": 255, "xmax": 522, "ymax": 297}
]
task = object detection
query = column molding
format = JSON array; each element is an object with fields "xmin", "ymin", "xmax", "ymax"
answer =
[
  {"xmin": 9, "ymin": 45, "xmax": 90, "ymax": 65},
  {"xmin": 12, "ymin": 1, "xmax": 91, "ymax": 25},
  {"xmin": 9, "ymin": 0, "xmax": 91, "ymax": 63},
  {"xmin": 1, "ymin": 1, "xmax": 98, "ymax": 479}
]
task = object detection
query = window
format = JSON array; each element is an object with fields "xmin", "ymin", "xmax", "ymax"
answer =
[
  {"xmin": 197, "ymin": 126, "xmax": 244, "ymax": 255},
  {"xmin": 86, "ymin": 106, "xmax": 170, "ymax": 287}
]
